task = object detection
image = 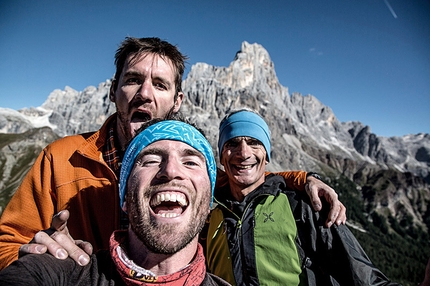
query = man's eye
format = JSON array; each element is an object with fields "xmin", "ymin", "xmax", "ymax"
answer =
[
  {"xmin": 183, "ymin": 157, "xmax": 204, "ymax": 167},
  {"xmin": 139, "ymin": 160, "xmax": 158, "ymax": 166},
  {"xmin": 143, "ymin": 160, "xmax": 159, "ymax": 165},
  {"xmin": 125, "ymin": 78, "xmax": 140, "ymax": 85},
  {"xmin": 184, "ymin": 158, "xmax": 201, "ymax": 166},
  {"xmin": 225, "ymin": 142, "xmax": 238, "ymax": 148},
  {"xmin": 154, "ymin": 82, "xmax": 167, "ymax": 90},
  {"xmin": 249, "ymin": 140, "xmax": 262, "ymax": 146},
  {"xmin": 137, "ymin": 156, "xmax": 161, "ymax": 166}
]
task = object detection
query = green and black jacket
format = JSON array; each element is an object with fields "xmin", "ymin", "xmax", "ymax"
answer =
[{"xmin": 204, "ymin": 174, "xmax": 400, "ymax": 286}]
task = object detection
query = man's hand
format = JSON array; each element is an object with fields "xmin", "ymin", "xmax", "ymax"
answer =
[
  {"xmin": 18, "ymin": 210, "xmax": 93, "ymax": 266},
  {"xmin": 305, "ymin": 176, "xmax": 347, "ymax": 228}
]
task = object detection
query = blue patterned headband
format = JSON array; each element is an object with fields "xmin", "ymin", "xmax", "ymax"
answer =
[{"xmin": 119, "ymin": 120, "xmax": 217, "ymax": 209}]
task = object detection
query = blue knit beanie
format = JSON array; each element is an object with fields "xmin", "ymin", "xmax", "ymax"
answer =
[
  {"xmin": 218, "ymin": 110, "xmax": 271, "ymax": 161},
  {"xmin": 119, "ymin": 120, "xmax": 217, "ymax": 209}
]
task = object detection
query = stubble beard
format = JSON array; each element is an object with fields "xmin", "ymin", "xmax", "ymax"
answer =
[
  {"xmin": 127, "ymin": 186, "xmax": 209, "ymax": 255},
  {"xmin": 116, "ymin": 100, "xmax": 179, "ymax": 148}
]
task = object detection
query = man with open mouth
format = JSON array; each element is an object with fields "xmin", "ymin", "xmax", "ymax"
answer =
[{"xmin": 0, "ymin": 118, "xmax": 231, "ymax": 285}]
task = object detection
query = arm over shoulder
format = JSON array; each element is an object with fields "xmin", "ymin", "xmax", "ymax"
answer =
[{"xmin": 271, "ymin": 171, "xmax": 308, "ymax": 191}]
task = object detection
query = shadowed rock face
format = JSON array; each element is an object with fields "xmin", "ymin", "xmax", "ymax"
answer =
[{"xmin": 0, "ymin": 41, "xmax": 429, "ymax": 230}]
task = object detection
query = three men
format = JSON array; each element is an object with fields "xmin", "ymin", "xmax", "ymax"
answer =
[{"xmin": 0, "ymin": 37, "xmax": 345, "ymax": 270}]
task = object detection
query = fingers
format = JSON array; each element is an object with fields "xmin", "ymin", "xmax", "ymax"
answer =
[
  {"xmin": 51, "ymin": 210, "xmax": 70, "ymax": 231},
  {"xmin": 66, "ymin": 244, "xmax": 91, "ymax": 267},
  {"xmin": 325, "ymin": 200, "xmax": 339, "ymax": 228},
  {"xmin": 324, "ymin": 201, "xmax": 347, "ymax": 228},
  {"xmin": 306, "ymin": 176, "xmax": 347, "ymax": 227},
  {"xmin": 18, "ymin": 243, "xmax": 47, "ymax": 257},
  {"xmin": 337, "ymin": 203, "xmax": 347, "ymax": 225},
  {"xmin": 305, "ymin": 183, "xmax": 322, "ymax": 211},
  {"xmin": 49, "ymin": 228, "xmax": 90, "ymax": 266},
  {"xmin": 32, "ymin": 230, "xmax": 68, "ymax": 260},
  {"xmin": 75, "ymin": 240, "xmax": 93, "ymax": 256},
  {"xmin": 26, "ymin": 210, "xmax": 91, "ymax": 266},
  {"xmin": 35, "ymin": 229, "xmax": 90, "ymax": 266}
]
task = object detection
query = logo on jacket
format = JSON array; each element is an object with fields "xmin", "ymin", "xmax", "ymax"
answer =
[{"xmin": 263, "ymin": 212, "xmax": 274, "ymax": 223}]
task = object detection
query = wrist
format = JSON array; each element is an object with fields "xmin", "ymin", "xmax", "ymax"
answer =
[{"xmin": 306, "ymin": 172, "xmax": 322, "ymax": 181}]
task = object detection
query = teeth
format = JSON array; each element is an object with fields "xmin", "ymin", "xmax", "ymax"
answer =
[
  {"xmin": 159, "ymin": 212, "xmax": 180, "ymax": 218},
  {"xmin": 236, "ymin": 165, "xmax": 253, "ymax": 169},
  {"xmin": 150, "ymin": 192, "xmax": 188, "ymax": 207}
]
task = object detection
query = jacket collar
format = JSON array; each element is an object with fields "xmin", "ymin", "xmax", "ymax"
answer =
[
  {"xmin": 76, "ymin": 113, "xmax": 117, "ymax": 159},
  {"xmin": 215, "ymin": 174, "xmax": 286, "ymax": 205}
]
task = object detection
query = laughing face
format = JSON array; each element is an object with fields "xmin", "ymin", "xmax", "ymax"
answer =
[
  {"xmin": 221, "ymin": 136, "xmax": 268, "ymax": 198},
  {"xmin": 110, "ymin": 53, "xmax": 183, "ymax": 149},
  {"xmin": 126, "ymin": 140, "xmax": 211, "ymax": 254}
]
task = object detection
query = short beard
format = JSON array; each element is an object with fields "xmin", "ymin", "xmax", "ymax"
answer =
[
  {"xmin": 115, "ymin": 100, "xmax": 179, "ymax": 147},
  {"xmin": 127, "ymin": 185, "xmax": 208, "ymax": 255},
  {"xmin": 132, "ymin": 218, "xmax": 199, "ymax": 254}
]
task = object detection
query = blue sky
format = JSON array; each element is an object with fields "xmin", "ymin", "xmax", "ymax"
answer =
[{"xmin": 1, "ymin": 0, "xmax": 429, "ymax": 137}]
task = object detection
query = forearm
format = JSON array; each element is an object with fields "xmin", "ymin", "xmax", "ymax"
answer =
[
  {"xmin": 0, "ymin": 254, "xmax": 73, "ymax": 285},
  {"xmin": 270, "ymin": 170, "xmax": 307, "ymax": 191}
]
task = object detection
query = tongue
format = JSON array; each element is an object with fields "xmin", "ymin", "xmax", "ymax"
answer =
[{"xmin": 131, "ymin": 112, "xmax": 151, "ymax": 123}]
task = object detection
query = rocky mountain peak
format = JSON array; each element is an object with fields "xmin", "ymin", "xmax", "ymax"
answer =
[{"xmin": 230, "ymin": 41, "xmax": 279, "ymax": 90}]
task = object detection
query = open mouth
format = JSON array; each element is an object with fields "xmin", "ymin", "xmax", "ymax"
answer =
[
  {"xmin": 149, "ymin": 192, "xmax": 188, "ymax": 218},
  {"xmin": 131, "ymin": 111, "xmax": 151, "ymax": 123}
]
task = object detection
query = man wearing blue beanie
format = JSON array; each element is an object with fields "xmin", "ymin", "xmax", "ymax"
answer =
[
  {"xmin": 205, "ymin": 109, "xmax": 399, "ymax": 286},
  {"xmin": 218, "ymin": 109, "xmax": 271, "ymax": 162},
  {"xmin": 0, "ymin": 117, "xmax": 230, "ymax": 285}
]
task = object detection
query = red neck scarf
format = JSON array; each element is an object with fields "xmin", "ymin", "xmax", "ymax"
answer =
[{"xmin": 110, "ymin": 230, "xmax": 206, "ymax": 286}]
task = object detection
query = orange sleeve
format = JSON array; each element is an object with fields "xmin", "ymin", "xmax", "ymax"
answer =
[
  {"xmin": 0, "ymin": 149, "xmax": 56, "ymax": 269},
  {"xmin": 266, "ymin": 171, "xmax": 308, "ymax": 191}
]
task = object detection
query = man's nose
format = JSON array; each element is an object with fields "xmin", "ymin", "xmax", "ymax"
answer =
[
  {"xmin": 237, "ymin": 140, "xmax": 251, "ymax": 158},
  {"xmin": 156, "ymin": 158, "xmax": 184, "ymax": 181},
  {"xmin": 136, "ymin": 80, "xmax": 153, "ymax": 100}
]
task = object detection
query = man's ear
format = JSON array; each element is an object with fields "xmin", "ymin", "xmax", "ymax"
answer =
[
  {"xmin": 173, "ymin": 91, "xmax": 184, "ymax": 112},
  {"xmin": 219, "ymin": 153, "xmax": 225, "ymax": 167},
  {"xmin": 109, "ymin": 81, "xmax": 116, "ymax": 102}
]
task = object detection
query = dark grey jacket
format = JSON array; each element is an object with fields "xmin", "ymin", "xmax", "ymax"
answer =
[
  {"xmin": 0, "ymin": 250, "xmax": 230, "ymax": 286},
  {"xmin": 285, "ymin": 176, "xmax": 401, "ymax": 286},
  {"xmin": 207, "ymin": 174, "xmax": 400, "ymax": 286}
]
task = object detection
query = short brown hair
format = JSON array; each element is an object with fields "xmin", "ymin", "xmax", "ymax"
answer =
[{"xmin": 113, "ymin": 37, "xmax": 188, "ymax": 99}]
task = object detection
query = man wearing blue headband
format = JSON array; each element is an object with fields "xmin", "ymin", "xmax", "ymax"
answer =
[
  {"xmin": 205, "ymin": 109, "xmax": 399, "ymax": 286},
  {"xmin": 0, "ymin": 118, "xmax": 230, "ymax": 285},
  {"xmin": 0, "ymin": 36, "xmax": 345, "ymax": 270}
]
